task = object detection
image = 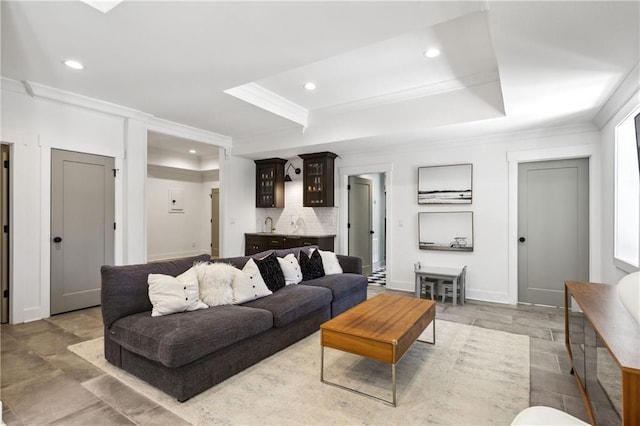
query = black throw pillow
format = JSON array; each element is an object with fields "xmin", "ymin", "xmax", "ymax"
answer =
[
  {"xmin": 255, "ymin": 252, "xmax": 285, "ymax": 292},
  {"xmin": 300, "ymin": 249, "xmax": 325, "ymax": 281}
]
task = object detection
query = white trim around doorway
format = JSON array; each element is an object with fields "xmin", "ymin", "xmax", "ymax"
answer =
[
  {"xmin": 506, "ymin": 144, "xmax": 602, "ymax": 305},
  {"xmin": 338, "ymin": 163, "xmax": 393, "ymax": 285}
]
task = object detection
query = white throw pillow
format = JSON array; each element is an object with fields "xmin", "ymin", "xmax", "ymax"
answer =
[
  {"xmin": 319, "ymin": 250, "xmax": 343, "ymax": 275},
  {"xmin": 277, "ymin": 253, "xmax": 302, "ymax": 285},
  {"xmin": 195, "ymin": 262, "xmax": 235, "ymax": 307},
  {"xmin": 148, "ymin": 267, "xmax": 208, "ymax": 317},
  {"xmin": 232, "ymin": 258, "xmax": 272, "ymax": 304}
]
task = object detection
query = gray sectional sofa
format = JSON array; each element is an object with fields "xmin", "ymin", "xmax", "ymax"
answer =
[{"xmin": 100, "ymin": 247, "xmax": 367, "ymax": 401}]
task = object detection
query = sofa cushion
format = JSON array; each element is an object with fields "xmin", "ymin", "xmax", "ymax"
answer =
[
  {"xmin": 242, "ymin": 284, "xmax": 332, "ymax": 327},
  {"xmin": 300, "ymin": 249, "xmax": 325, "ymax": 281},
  {"xmin": 318, "ymin": 250, "xmax": 343, "ymax": 275},
  {"xmin": 147, "ymin": 267, "xmax": 208, "ymax": 317},
  {"xmin": 255, "ymin": 252, "xmax": 286, "ymax": 292},
  {"xmin": 300, "ymin": 273, "xmax": 368, "ymax": 300},
  {"xmin": 277, "ymin": 254, "xmax": 302, "ymax": 285},
  {"xmin": 109, "ymin": 305, "xmax": 273, "ymax": 368},
  {"xmin": 232, "ymin": 258, "xmax": 272, "ymax": 304},
  {"xmin": 195, "ymin": 262, "xmax": 235, "ymax": 307}
]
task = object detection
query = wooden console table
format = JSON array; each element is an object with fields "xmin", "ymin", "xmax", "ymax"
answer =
[{"xmin": 565, "ymin": 280, "xmax": 640, "ymax": 425}]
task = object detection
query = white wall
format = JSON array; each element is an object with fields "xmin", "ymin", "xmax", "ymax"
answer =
[
  {"xmin": 337, "ymin": 128, "xmax": 601, "ymax": 303},
  {"xmin": 1, "ymin": 84, "xmax": 129, "ymax": 323},
  {"xmin": 146, "ymin": 146, "xmax": 221, "ymax": 260},
  {"xmin": 1, "ymin": 79, "xmax": 230, "ymax": 323},
  {"xmin": 219, "ymin": 151, "xmax": 256, "ymax": 257},
  {"xmin": 146, "ymin": 165, "xmax": 215, "ymax": 260}
]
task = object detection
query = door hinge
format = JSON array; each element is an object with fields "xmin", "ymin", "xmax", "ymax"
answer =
[
  {"xmin": 3, "ymin": 289, "xmax": 8, "ymax": 298},
  {"xmin": 3, "ymin": 225, "xmax": 8, "ymax": 233},
  {"xmin": 347, "ymin": 184, "xmax": 351, "ymax": 190},
  {"xmin": 113, "ymin": 222, "xmax": 116, "ymax": 230},
  {"xmin": 3, "ymin": 160, "xmax": 8, "ymax": 169},
  {"xmin": 113, "ymin": 168, "xmax": 119, "ymax": 177},
  {"xmin": 347, "ymin": 223, "xmax": 351, "ymax": 229}
]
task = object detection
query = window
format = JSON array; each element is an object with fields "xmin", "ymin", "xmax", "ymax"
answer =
[{"xmin": 614, "ymin": 107, "xmax": 640, "ymax": 271}]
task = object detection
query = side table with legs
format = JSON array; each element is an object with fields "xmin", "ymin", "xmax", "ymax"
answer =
[{"xmin": 414, "ymin": 265, "xmax": 466, "ymax": 306}]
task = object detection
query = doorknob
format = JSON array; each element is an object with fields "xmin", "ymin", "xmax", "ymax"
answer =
[
  {"xmin": 519, "ymin": 237, "xmax": 526, "ymax": 243},
  {"xmin": 53, "ymin": 236, "xmax": 63, "ymax": 243}
]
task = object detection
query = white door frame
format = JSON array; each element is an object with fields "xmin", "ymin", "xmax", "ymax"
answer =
[
  {"xmin": 507, "ymin": 144, "xmax": 602, "ymax": 305},
  {"xmin": 338, "ymin": 163, "xmax": 393, "ymax": 282}
]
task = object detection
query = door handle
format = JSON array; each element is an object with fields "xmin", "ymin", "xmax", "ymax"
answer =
[
  {"xmin": 370, "ymin": 230, "xmax": 375, "ymax": 234},
  {"xmin": 53, "ymin": 236, "xmax": 62, "ymax": 243},
  {"xmin": 519, "ymin": 237, "xmax": 526, "ymax": 243}
]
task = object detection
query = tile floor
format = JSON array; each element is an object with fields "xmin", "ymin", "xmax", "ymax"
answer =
[
  {"xmin": 1, "ymin": 287, "xmax": 620, "ymax": 425},
  {"xmin": 366, "ymin": 268, "xmax": 386, "ymax": 286}
]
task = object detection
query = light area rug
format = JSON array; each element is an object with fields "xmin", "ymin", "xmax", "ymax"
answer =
[{"xmin": 68, "ymin": 320, "xmax": 530, "ymax": 425}]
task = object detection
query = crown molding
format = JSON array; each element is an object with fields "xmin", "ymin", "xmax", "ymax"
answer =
[
  {"xmin": 408, "ymin": 122, "xmax": 598, "ymax": 153},
  {"xmin": 224, "ymin": 82, "xmax": 308, "ymax": 128},
  {"xmin": 146, "ymin": 116, "xmax": 231, "ymax": 148},
  {"xmin": 1, "ymin": 77, "xmax": 27, "ymax": 94},
  {"xmin": 593, "ymin": 62, "xmax": 640, "ymax": 129},
  {"xmin": 13, "ymin": 78, "xmax": 151, "ymax": 120},
  {"xmin": 319, "ymin": 69, "xmax": 501, "ymax": 115},
  {"xmin": 335, "ymin": 122, "xmax": 599, "ymax": 158}
]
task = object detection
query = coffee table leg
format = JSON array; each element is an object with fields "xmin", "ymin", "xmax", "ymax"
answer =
[
  {"xmin": 392, "ymin": 363, "xmax": 397, "ymax": 407},
  {"xmin": 320, "ymin": 345, "xmax": 324, "ymax": 381},
  {"xmin": 418, "ymin": 320, "xmax": 436, "ymax": 345},
  {"xmin": 320, "ymin": 348, "xmax": 399, "ymax": 406}
]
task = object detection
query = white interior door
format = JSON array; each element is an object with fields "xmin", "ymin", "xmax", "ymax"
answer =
[
  {"xmin": 518, "ymin": 158, "xmax": 589, "ymax": 306},
  {"xmin": 51, "ymin": 149, "xmax": 115, "ymax": 315}
]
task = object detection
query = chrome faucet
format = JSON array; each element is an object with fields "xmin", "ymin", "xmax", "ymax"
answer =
[{"xmin": 264, "ymin": 216, "xmax": 275, "ymax": 233}]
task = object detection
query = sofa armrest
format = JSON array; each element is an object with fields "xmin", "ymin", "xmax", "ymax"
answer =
[
  {"xmin": 337, "ymin": 255, "xmax": 362, "ymax": 275},
  {"xmin": 101, "ymin": 253, "xmax": 211, "ymax": 329}
]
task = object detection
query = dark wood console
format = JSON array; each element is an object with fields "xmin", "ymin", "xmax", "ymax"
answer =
[{"xmin": 565, "ymin": 280, "xmax": 640, "ymax": 425}]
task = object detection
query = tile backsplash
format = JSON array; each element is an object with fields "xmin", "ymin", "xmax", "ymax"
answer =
[{"xmin": 258, "ymin": 207, "xmax": 337, "ymax": 235}]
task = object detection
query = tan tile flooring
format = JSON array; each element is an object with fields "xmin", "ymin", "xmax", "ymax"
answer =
[{"xmin": 1, "ymin": 287, "xmax": 619, "ymax": 425}]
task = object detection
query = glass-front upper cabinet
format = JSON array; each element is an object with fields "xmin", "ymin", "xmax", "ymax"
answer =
[
  {"xmin": 255, "ymin": 158, "xmax": 286, "ymax": 208},
  {"xmin": 299, "ymin": 152, "xmax": 337, "ymax": 207}
]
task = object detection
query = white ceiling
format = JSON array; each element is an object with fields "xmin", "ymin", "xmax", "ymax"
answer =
[
  {"xmin": 147, "ymin": 131, "xmax": 220, "ymax": 158},
  {"xmin": 255, "ymin": 10, "xmax": 499, "ymax": 111},
  {"xmin": 2, "ymin": 1, "xmax": 638, "ymax": 159}
]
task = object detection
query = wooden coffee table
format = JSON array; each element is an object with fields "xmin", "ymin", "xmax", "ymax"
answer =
[{"xmin": 320, "ymin": 294, "xmax": 436, "ymax": 406}]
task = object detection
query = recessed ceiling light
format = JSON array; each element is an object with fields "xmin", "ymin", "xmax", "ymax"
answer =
[
  {"xmin": 80, "ymin": 0, "xmax": 123, "ymax": 14},
  {"xmin": 63, "ymin": 59, "xmax": 84, "ymax": 70},
  {"xmin": 424, "ymin": 48, "xmax": 441, "ymax": 58},
  {"xmin": 189, "ymin": 149, "xmax": 197, "ymax": 154},
  {"xmin": 303, "ymin": 82, "xmax": 316, "ymax": 91}
]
